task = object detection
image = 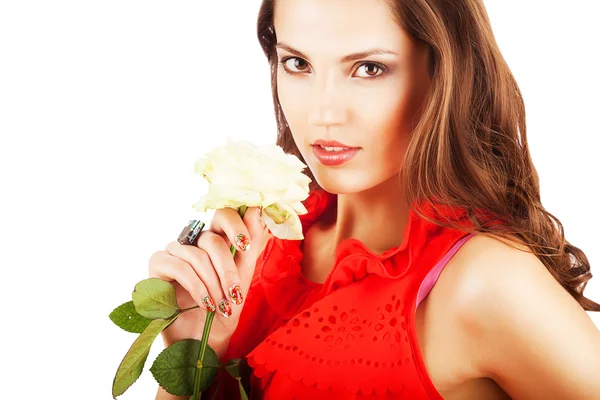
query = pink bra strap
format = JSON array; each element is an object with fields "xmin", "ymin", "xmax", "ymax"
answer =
[{"xmin": 415, "ymin": 233, "xmax": 476, "ymax": 310}]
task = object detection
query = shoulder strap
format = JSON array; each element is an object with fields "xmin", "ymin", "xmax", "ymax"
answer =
[{"xmin": 415, "ymin": 233, "xmax": 476, "ymax": 310}]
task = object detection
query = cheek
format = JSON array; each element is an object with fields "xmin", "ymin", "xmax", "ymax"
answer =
[
  {"xmin": 362, "ymin": 87, "xmax": 414, "ymax": 156},
  {"xmin": 277, "ymin": 77, "xmax": 312, "ymax": 155},
  {"xmin": 277, "ymin": 76, "xmax": 306, "ymax": 125}
]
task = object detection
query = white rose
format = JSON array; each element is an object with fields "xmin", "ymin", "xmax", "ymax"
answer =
[{"xmin": 192, "ymin": 138, "xmax": 312, "ymax": 240}]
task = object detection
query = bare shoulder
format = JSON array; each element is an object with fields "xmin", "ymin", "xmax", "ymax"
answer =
[
  {"xmin": 437, "ymin": 233, "xmax": 541, "ymax": 311},
  {"xmin": 417, "ymin": 234, "xmax": 535, "ymax": 382},
  {"xmin": 435, "ymin": 233, "xmax": 600, "ymax": 399}
]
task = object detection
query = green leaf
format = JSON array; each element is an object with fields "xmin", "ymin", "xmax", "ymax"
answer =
[
  {"xmin": 109, "ymin": 301, "xmax": 152, "ymax": 333},
  {"xmin": 224, "ymin": 358, "xmax": 242, "ymax": 379},
  {"xmin": 150, "ymin": 339, "xmax": 220, "ymax": 396},
  {"xmin": 112, "ymin": 315, "xmax": 178, "ymax": 398},
  {"xmin": 225, "ymin": 358, "xmax": 251, "ymax": 399},
  {"xmin": 132, "ymin": 278, "xmax": 179, "ymax": 319}
]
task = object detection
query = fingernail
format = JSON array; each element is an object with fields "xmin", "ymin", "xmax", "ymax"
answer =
[
  {"xmin": 229, "ymin": 284, "xmax": 243, "ymax": 305},
  {"xmin": 218, "ymin": 299, "xmax": 232, "ymax": 318},
  {"xmin": 201, "ymin": 295, "xmax": 216, "ymax": 312},
  {"xmin": 235, "ymin": 233, "xmax": 251, "ymax": 251}
]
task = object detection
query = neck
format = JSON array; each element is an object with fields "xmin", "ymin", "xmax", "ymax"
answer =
[{"xmin": 319, "ymin": 174, "xmax": 411, "ymax": 256}]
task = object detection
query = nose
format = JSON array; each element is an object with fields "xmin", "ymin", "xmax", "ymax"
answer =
[{"xmin": 308, "ymin": 73, "xmax": 349, "ymax": 127}]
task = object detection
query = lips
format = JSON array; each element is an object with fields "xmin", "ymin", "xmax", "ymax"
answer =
[
  {"xmin": 312, "ymin": 145, "xmax": 359, "ymax": 166},
  {"xmin": 313, "ymin": 139, "xmax": 357, "ymax": 149}
]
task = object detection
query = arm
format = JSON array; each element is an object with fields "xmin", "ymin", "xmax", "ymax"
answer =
[
  {"xmin": 156, "ymin": 387, "xmax": 190, "ymax": 400},
  {"xmin": 456, "ymin": 237, "xmax": 600, "ymax": 399}
]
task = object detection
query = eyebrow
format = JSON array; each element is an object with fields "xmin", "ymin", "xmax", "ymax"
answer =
[{"xmin": 275, "ymin": 42, "xmax": 398, "ymax": 63}]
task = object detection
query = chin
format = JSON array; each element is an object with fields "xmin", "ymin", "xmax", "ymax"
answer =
[
  {"xmin": 312, "ymin": 174, "xmax": 370, "ymax": 195},
  {"xmin": 311, "ymin": 168, "xmax": 402, "ymax": 196}
]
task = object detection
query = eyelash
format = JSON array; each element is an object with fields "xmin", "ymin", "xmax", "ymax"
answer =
[{"xmin": 277, "ymin": 56, "xmax": 389, "ymax": 80}]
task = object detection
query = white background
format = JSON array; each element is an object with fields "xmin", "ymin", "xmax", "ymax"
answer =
[{"xmin": 0, "ymin": 1, "xmax": 598, "ymax": 399}]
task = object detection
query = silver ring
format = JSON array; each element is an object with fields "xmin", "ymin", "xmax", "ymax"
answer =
[{"xmin": 177, "ymin": 219, "xmax": 205, "ymax": 246}]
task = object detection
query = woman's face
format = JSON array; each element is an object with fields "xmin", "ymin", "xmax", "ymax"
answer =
[{"xmin": 273, "ymin": 0, "xmax": 432, "ymax": 194}]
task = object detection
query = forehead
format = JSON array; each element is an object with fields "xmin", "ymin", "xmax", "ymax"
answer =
[{"xmin": 273, "ymin": 0, "xmax": 410, "ymax": 57}]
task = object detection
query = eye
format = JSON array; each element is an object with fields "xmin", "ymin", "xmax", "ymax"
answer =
[
  {"xmin": 354, "ymin": 62, "xmax": 386, "ymax": 78},
  {"xmin": 279, "ymin": 57, "xmax": 311, "ymax": 73}
]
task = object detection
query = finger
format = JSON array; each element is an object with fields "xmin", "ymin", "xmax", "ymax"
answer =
[
  {"xmin": 148, "ymin": 250, "xmax": 213, "ymax": 313},
  {"xmin": 209, "ymin": 207, "xmax": 253, "ymax": 253},
  {"xmin": 195, "ymin": 231, "xmax": 244, "ymax": 310},
  {"xmin": 164, "ymin": 242, "xmax": 234, "ymax": 318},
  {"xmin": 235, "ymin": 207, "xmax": 267, "ymax": 281}
]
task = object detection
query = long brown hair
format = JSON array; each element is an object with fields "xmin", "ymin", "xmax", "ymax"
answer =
[{"xmin": 256, "ymin": 0, "xmax": 599, "ymax": 312}]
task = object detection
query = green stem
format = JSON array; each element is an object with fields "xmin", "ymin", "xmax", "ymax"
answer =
[
  {"xmin": 191, "ymin": 310, "xmax": 216, "ymax": 400},
  {"xmin": 190, "ymin": 205, "xmax": 248, "ymax": 400},
  {"xmin": 181, "ymin": 305, "xmax": 200, "ymax": 312}
]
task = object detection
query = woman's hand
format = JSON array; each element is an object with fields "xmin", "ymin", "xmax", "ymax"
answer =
[{"xmin": 148, "ymin": 206, "xmax": 267, "ymax": 353}]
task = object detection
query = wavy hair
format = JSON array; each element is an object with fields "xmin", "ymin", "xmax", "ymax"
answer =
[{"xmin": 256, "ymin": 0, "xmax": 599, "ymax": 311}]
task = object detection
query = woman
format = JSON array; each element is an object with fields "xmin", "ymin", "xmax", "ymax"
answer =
[{"xmin": 153, "ymin": 0, "xmax": 600, "ymax": 398}]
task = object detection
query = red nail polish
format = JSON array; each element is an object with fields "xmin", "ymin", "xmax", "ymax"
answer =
[
  {"xmin": 235, "ymin": 233, "xmax": 251, "ymax": 251},
  {"xmin": 219, "ymin": 299, "xmax": 232, "ymax": 318},
  {"xmin": 202, "ymin": 296, "xmax": 216, "ymax": 312},
  {"xmin": 229, "ymin": 284, "xmax": 243, "ymax": 305}
]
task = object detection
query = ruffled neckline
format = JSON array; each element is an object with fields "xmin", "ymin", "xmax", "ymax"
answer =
[
  {"xmin": 299, "ymin": 189, "xmax": 416, "ymax": 282},
  {"xmin": 257, "ymin": 189, "xmax": 425, "ymax": 320},
  {"xmin": 257, "ymin": 188, "xmax": 506, "ymax": 322},
  {"xmin": 308, "ymin": 190, "xmax": 415, "ymax": 253}
]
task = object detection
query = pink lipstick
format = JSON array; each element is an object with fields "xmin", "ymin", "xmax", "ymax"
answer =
[{"xmin": 312, "ymin": 139, "xmax": 360, "ymax": 166}]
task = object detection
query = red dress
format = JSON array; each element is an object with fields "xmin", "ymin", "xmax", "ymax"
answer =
[{"xmin": 205, "ymin": 189, "xmax": 498, "ymax": 399}]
